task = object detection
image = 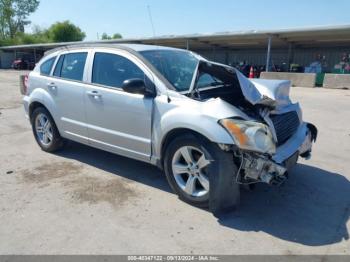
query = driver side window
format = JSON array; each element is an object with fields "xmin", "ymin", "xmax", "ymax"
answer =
[{"xmin": 92, "ymin": 52, "xmax": 144, "ymax": 88}]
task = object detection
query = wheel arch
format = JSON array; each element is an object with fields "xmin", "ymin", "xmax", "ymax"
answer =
[
  {"xmin": 29, "ymin": 101, "xmax": 55, "ymax": 123},
  {"xmin": 29, "ymin": 101, "xmax": 46, "ymax": 120},
  {"xmin": 159, "ymin": 128, "xmax": 219, "ymax": 169},
  {"xmin": 27, "ymin": 88, "xmax": 59, "ymax": 125}
]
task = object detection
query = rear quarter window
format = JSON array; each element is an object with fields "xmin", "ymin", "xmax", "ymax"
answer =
[{"xmin": 40, "ymin": 56, "xmax": 56, "ymax": 75}]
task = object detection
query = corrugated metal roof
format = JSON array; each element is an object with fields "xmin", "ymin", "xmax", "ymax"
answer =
[{"xmin": 1, "ymin": 24, "xmax": 350, "ymax": 51}]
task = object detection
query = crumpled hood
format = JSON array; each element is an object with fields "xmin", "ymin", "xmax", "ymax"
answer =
[
  {"xmin": 200, "ymin": 97, "xmax": 251, "ymax": 120},
  {"xmin": 193, "ymin": 60, "xmax": 292, "ymax": 109},
  {"xmin": 234, "ymin": 68, "xmax": 292, "ymax": 108}
]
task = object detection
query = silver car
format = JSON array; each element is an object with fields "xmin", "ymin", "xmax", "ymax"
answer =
[{"xmin": 22, "ymin": 44, "xmax": 317, "ymax": 214}]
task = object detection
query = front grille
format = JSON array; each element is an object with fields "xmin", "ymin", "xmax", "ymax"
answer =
[{"xmin": 270, "ymin": 111, "xmax": 300, "ymax": 146}]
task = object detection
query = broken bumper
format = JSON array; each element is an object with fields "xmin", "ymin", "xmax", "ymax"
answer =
[
  {"xmin": 272, "ymin": 122, "xmax": 317, "ymax": 164},
  {"xmin": 240, "ymin": 122, "xmax": 317, "ymax": 185}
]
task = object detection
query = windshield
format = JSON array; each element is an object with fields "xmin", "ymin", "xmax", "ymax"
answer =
[{"xmin": 140, "ymin": 49, "xmax": 198, "ymax": 92}]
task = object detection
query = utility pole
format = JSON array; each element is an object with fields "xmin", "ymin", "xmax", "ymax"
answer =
[
  {"xmin": 147, "ymin": 5, "xmax": 156, "ymax": 37},
  {"xmin": 266, "ymin": 36, "xmax": 272, "ymax": 72}
]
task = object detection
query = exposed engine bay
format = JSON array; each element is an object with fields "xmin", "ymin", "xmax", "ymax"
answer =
[
  {"xmin": 187, "ymin": 61, "xmax": 318, "ymax": 186},
  {"xmin": 188, "ymin": 61, "xmax": 260, "ymax": 113}
]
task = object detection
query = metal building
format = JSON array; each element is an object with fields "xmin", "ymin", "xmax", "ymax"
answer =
[{"xmin": 1, "ymin": 25, "xmax": 350, "ymax": 72}]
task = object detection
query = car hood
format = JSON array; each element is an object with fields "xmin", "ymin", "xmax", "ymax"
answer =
[
  {"xmin": 193, "ymin": 60, "xmax": 292, "ymax": 109},
  {"xmin": 235, "ymin": 69, "xmax": 292, "ymax": 108},
  {"xmin": 200, "ymin": 97, "xmax": 252, "ymax": 120}
]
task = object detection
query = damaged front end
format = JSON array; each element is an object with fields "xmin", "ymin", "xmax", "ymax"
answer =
[
  {"xmin": 191, "ymin": 60, "xmax": 318, "ymax": 187},
  {"xmin": 239, "ymin": 152, "xmax": 289, "ymax": 186},
  {"xmin": 216, "ymin": 83, "xmax": 317, "ymax": 186},
  {"xmin": 240, "ymin": 124, "xmax": 316, "ymax": 186},
  {"xmin": 220, "ymin": 118, "xmax": 317, "ymax": 186}
]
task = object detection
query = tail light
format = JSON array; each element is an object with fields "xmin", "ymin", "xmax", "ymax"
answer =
[{"xmin": 20, "ymin": 74, "xmax": 29, "ymax": 95}]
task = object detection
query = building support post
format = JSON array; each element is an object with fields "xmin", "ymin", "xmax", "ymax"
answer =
[
  {"xmin": 33, "ymin": 48, "xmax": 37, "ymax": 63},
  {"xmin": 186, "ymin": 40, "xmax": 190, "ymax": 50},
  {"xmin": 225, "ymin": 51, "xmax": 229, "ymax": 65},
  {"xmin": 287, "ymin": 43, "xmax": 293, "ymax": 72},
  {"xmin": 266, "ymin": 36, "xmax": 272, "ymax": 72}
]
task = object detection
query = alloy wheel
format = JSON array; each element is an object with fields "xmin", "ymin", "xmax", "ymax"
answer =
[
  {"xmin": 171, "ymin": 146, "xmax": 211, "ymax": 197},
  {"xmin": 35, "ymin": 113, "xmax": 53, "ymax": 146}
]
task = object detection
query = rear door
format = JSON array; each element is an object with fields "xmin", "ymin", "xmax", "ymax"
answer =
[
  {"xmin": 49, "ymin": 51, "xmax": 89, "ymax": 143},
  {"xmin": 84, "ymin": 50, "xmax": 154, "ymax": 162}
]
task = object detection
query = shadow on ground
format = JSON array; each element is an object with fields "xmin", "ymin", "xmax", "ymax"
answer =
[
  {"xmin": 56, "ymin": 141, "xmax": 170, "ymax": 193},
  {"xmin": 57, "ymin": 142, "xmax": 349, "ymax": 247},
  {"xmin": 219, "ymin": 164, "xmax": 350, "ymax": 246}
]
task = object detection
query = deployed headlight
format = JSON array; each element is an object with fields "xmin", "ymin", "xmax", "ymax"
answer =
[{"xmin": 219, "ymin": 119, "xmax": 276, "ymax": 154}]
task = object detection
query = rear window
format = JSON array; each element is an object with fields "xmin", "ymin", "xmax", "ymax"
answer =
[
  {"xmin": 40, "ymin": 56, "xmax": 56, "ymax": 75},
  {"xmin": 53, "ymin": 52, "xmax": 87, "ymax": 81}
]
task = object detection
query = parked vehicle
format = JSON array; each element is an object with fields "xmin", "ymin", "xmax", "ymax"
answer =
[
  {"xmin": 12, "ymin": 58, "xmax": 27, "ymax": 70},
  {"xmin": 21, "ymin": 44, "xmax": 317, "ymax": 213},
  {"xmin": 12, "ymin": 58, "xmax": 35, "ymax": 70}
]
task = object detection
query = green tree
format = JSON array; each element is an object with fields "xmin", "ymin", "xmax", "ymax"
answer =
[
  {"xmin": 101, "ymin": 32, "xmax": 122, "ymax": 40},
  {"xmin": 0, "ymin": 0, "xmax": 40, "ymax": 38},
  {"xmin": 48, "ymin": 21, "xmax": 86, "ymax": 42},
  {"xmin": 112, "ymin": 33, "xmax": 122, "ymax": 39},
  {"xmin": 101, "ymin": 32, "xmax": 111, "ymax": 40}
]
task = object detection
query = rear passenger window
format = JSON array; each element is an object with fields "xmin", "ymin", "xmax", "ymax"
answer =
[
  {"xmin": 53, "ymin": 52, "xmax": 87, "ymax": 81},
  {"xmin": 40, "ymin": 56, "xmax": 56, "ymax": 75},
  {"xmin": 92, "ymin": 52, "xmax": 144, "ymax": 88}
]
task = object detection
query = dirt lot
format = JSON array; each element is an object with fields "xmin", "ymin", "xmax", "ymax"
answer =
[{"xmin": 0, "ymin": 70, "xmax": 349, "ymax": 255}]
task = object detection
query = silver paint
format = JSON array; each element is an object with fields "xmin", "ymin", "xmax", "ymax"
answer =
[{"xmin": 24, "ymin": 43, "xmax": 315, "ymax": 171}]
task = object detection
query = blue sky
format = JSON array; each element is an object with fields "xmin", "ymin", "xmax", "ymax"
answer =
[{"xmin": 27, "ymin": 0, "xmax": 350, "ymax": 40}]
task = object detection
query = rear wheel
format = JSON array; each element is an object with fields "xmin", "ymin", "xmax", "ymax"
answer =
[{"xmin": 31, "ymin": 107, "xmax": 64, "ymax": 152}]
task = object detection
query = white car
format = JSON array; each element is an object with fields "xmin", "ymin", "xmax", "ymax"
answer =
[{"xmin": 22, "ymin": 44, "xmax": 317, "ymax": 214}]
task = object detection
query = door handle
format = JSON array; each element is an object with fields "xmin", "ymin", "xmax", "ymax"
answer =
[
  {"xmin": 47, "ymin": 82, "xmax": 57, "ymax": 90},
  {"xmin": 86, "ymin": 90, "xmax": 102, "ymax": 98}
]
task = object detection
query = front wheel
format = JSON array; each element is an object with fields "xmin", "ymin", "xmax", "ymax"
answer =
[{"xmin": 164, "ymin": 134, "xmax": 240, "ymax": 211}]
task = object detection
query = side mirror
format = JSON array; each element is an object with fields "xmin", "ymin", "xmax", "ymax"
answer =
[{"xmin": 122, "ymin": 78, "xmax": 156, "ymax": 97}]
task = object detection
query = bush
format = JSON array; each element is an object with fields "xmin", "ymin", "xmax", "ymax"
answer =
[{"xmin": 48, "ymin": 21, "xmax": 86, "ymax": 42}]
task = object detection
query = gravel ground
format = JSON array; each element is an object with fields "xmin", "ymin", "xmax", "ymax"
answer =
[{"xmin": 0, "ymin": 70, "xmax": 349, "ymax": 255}]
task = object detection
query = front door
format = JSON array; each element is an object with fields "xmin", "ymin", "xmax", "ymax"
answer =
[{"xmin": 84, "ymin": 51, "xmax": 154, "ymax": 162}]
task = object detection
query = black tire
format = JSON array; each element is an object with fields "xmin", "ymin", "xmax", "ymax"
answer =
[
  {"xmin": 164, "ymin": 134, "xmax": 240, "ymax": 211},
  {"xmin": 31, "ymin": 107, "xmax": 65, "ymax": 152}
]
